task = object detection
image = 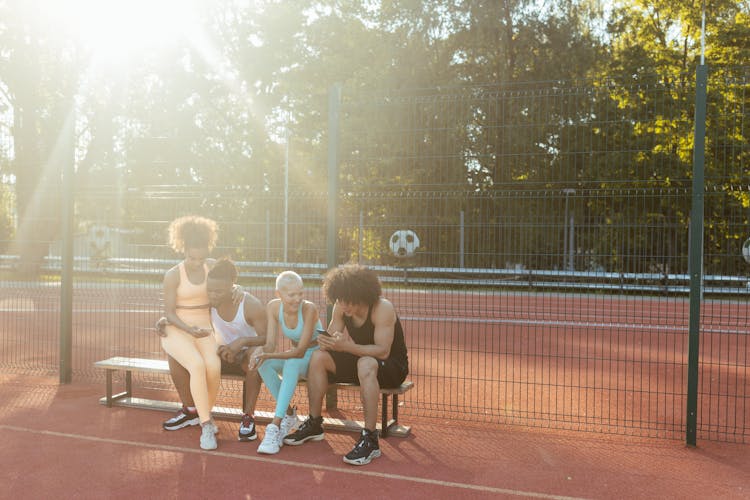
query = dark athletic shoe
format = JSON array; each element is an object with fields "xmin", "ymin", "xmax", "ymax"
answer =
[
  {"xmin": 238, "ymin": 414, "xmax": 257, "ymax": 442},
  {"xmin": 163, "ymin": 406, "xmax": 200, "ymax": 431},
  {"xmin": 282, "ymin": 416, "xmax": 324, "ymax": 446},
  {"xmin": 343, "ymin": 429, "xmax": 381, "ymax": 466}
]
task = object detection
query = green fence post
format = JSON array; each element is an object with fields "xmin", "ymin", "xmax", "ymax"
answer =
[
  {"xmin": 326, "ymin": 83, "xmax": 341, "ymax": 310},
  {"xmin": 325, "ymin": 84, "xmax": 341, "ymax": 410},
  {"xmin": 686, "ymin": 64, "xmax": 708, "ymax": 446},
  {"xmin": 59, "ymin": 108, "xmax": 75, "ymax": 384}
]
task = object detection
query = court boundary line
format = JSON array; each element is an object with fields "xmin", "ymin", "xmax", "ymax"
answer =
[{"xmin": 0, "ymin": 424, "xmax": 587, "ymax": 500}]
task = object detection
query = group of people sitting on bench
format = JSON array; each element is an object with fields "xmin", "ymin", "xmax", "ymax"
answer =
[{"xmin": 157, "ymin": 215, "xmax": 409, "ymax": 466}]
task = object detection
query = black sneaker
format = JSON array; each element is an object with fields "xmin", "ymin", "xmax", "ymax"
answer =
[
  {"xmin": 343, "ymin": 429, "xmax": 381, "ymax": 466},
  {"xmin": 282, "ymin": 416, "xmax": 324, "ymax": 446},
  {"xmin": 163, "ymin": 406, "xmax": 200, "ymax": 431},
  {"xmin": 238, "ymin": 414, "xmax": 257, "ymax": 442}
]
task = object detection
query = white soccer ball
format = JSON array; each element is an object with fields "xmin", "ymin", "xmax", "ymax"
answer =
[
  {"xmin": 743, "ymin": 237, "xmax": 750, "ymax": 264},
  {"xmin": 389, "ymin": 229, "xmax": 420, "ymax": 258}
]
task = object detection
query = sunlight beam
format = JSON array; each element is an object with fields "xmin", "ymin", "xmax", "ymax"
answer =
[{"xmin": 47, "ymin": 0, "xmax": 200, "ymax": 65}]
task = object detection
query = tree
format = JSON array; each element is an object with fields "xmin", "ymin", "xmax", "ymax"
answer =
[{"xmin": 0, "ymin": 0, "xmax": 80, "ymax": 275}]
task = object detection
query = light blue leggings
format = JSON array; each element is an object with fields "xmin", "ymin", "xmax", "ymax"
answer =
[{"xmin": 259, "ymin": 347, "xmax": 317, "ymax": 419}]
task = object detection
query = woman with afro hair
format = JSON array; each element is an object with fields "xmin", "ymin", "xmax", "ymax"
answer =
[{"xmin": 160, "ymin": 215, "xmax": 223, "ymax": 450}]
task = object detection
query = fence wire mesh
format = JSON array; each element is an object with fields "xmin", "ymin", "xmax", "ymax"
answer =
[{"xmin": 0, "ymin": 68, "xmax": 748, "ymax": 443}]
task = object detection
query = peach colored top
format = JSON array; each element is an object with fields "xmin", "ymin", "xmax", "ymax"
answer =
[{"xmin": 174, "ymin": 262, "xmax": 212, "ymax": 330}]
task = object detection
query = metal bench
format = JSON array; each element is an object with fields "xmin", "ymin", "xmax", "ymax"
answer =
[{"xmin": 94, "ymin": 356, "xmax": 413, "ymax": 437}]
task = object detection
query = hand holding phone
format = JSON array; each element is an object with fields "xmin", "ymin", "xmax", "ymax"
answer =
[
  {"xmin": 189, "ymin": 326, "xmax": 213, "ymax": 338},
  {"xmin": 316, "ymin": 328, "xmax": 332, "ymax": 337}
]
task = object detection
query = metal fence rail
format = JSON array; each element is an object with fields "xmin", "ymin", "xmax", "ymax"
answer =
[{"xmin": 3, "ymin": 255, "xmax": 750, "ymax": 295}]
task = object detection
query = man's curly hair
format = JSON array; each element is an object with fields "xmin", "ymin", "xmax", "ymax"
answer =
[
  {"xmin": 322, "ymin": 264, "xmax": 381, "ymax": 306},
  {"xmin": 168, "ymin": 215, "xmax": 219, "ymax": 253},
  {"xmin": 207, "ymin": 257, "xmax": 238, "ymax": 283}
]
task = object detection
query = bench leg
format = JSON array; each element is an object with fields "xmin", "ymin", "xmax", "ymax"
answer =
[
  {"xmin": 105, "ymin": 369, "xmax": 113, "ymax": 407},
  {"xmin": 242, "ymin": 379, "xmax": 247, "ymax": 412},
  {"xmin": 325, "ymin": 385, "xmax": 338, "ymax": 411},
  {"xmin": 105, "ymin": 369, "xmax": 133, "ymax": 406},
  {"xmin": 381, "ymin": 393, "xmax": 388, "ymax": 438},
  {"xmin": 380, "ymin": 394, "xmax": 402, "ymax": 438},
  {"xmin": 392, "ymin": 394, "xmax": 399, "ymax": 426}
]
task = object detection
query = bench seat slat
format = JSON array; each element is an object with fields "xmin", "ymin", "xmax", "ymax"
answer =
[{"xmin": 94, "ymin": 357, "xmax": 414, "ymax": 393}]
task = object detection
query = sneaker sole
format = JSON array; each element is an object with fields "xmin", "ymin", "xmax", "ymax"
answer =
[
  {"xmin": 163, "ymin": 417, "xmax": 200, "ymax": 431},
  {"xmin": 238, "ymin": 434, "xmax": 258, "ymax": 442},
  {"xmin": 283, "ymin": 433, "xmax": 325, "ymax": 446},
  {"xmin": 256, "ymin": 446, "xmax": 280, "ymax": 454},
  {"xmin": 342, "ymin": 449, "xmax": 381, "ymax": 466},
  {"xmin": 200, "ymin": 435, "xmax": 218, "ymax": 450}
]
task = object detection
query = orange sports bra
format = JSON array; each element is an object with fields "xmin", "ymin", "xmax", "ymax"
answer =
[{"xmin": 175, "ymin": 262, "xmax": 210, "ymax": 310}]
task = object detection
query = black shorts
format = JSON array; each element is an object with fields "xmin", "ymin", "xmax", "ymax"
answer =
[{"xmin": 328, "ymin": 351, "xmax": 407, "ymax": 389}]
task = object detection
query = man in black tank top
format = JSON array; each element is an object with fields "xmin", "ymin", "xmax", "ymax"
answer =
[{"xmin": 283, "ymin": 265, "xmax": 408, "ymax": 466}]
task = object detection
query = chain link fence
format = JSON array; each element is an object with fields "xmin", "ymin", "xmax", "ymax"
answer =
[{"xmin": 0, "ymin": 67, "xmax": 748, "ymax": 443}]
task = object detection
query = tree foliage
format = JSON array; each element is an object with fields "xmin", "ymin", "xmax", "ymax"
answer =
[{"xmin": 0, "ymin": 0, "xmax": 747, "ymax": 273}]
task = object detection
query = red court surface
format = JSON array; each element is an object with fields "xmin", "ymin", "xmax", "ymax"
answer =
[{"xmin": 0, "ymin": 374, "xmax": 747, "ymax": 499}]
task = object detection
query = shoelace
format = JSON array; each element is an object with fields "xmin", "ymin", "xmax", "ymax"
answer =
[
  {"xmin": 241, "ymin": 415, "xmax": 253, "ymax": 427},
  {"xmin": 265, "ymin": 426, "xmax": 279, "ymax": 438},
  {"xmin": 298, "ymin": 418, "xmax": 313, "ymax": 432},
  {"xmin": 353, "ymin": 434, "xmax": 372, "ymax": 450}
]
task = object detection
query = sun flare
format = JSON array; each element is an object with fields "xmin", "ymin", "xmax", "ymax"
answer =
[{"xmin": 46, "ymin": 0, "xmax": 202, "ymax": 63}]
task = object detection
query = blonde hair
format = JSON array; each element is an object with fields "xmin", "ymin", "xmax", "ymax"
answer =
[
  {"xmin": 275, "ymin": 270, "xmax": 303, "ymax": 291},
  {"xmin": 168, "ymin": 215, "xmax": 219, "ymax": 253}
]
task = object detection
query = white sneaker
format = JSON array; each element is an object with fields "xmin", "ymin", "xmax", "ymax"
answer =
[
  {"xmin": 279, "ymin": 408, "xmax": 299, "ymax": 447},
  {"xmin": 200, "ymin": 422, "xmax": 218, "ymax": 450},
  {"xmin": 257, "ymin": 423, "xmax": 281, "ymax": 454}
]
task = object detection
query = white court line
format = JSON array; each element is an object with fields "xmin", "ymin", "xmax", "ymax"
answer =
[{"xmin": 0, "ymin": 424, "xmax": 587, "ymax": 500}]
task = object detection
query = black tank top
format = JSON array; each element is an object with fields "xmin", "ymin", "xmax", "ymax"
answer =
[{"xmin": 343, "ymin": 304, "xmax": 409, "ymax": 374}]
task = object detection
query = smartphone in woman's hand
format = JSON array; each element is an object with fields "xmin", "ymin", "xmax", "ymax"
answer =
[{"xmin": 316, "ymin": 328, "xmax": 332, "ymax": 337}]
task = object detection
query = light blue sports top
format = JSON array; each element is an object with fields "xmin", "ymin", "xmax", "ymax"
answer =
[{"xmin": 279, "ymin": 302, "xmax": 322, "ymax": 345}]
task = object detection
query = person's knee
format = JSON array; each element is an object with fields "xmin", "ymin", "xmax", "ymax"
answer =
[
  {"xmin": 282, "ymin": 360, "xmax": 305, "ymax": 378},
  {"xmin": 204, "ymin": 355, "xmax": 221, "ymax": 375},
  {"xmin": 168, "ymin": 356, "xmax": 189, "ymax": 378},
  {"xmin": 356, "ymin": 357, "xmax": 378, "ymax": 381},
  {"xmin": 257, "ymin": 362, "xmax": 271, "ymax": 378},
  {"xmin": 245, "ymin": 368, "xmax": 261, "ymax": 383},
  {"xmin": 309, "ymin": 350, "xmax": 331, "ymax": 374},
  {"xmin": 177, "ymin": 356, "xmax": 205, "ymax": 375}
]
